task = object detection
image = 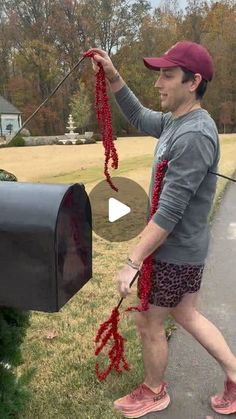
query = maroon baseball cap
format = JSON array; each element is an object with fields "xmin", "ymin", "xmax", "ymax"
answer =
[{"xmin": 143, "ymin": 41, "xmax": 214, "ymax": 81}]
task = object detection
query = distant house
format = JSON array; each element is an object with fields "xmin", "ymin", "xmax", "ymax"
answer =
[{"xmin": 0, "ymin": 95, "xmax": 22, "ymax": 136}]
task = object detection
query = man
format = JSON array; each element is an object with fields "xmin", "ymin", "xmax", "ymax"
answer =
[{"xmin": 91, "ymin": 41, "xmax": 236, "ymax": 417}]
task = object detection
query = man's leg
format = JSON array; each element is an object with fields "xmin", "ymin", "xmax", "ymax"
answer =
[
  {"xmin": 135, "ymin": 304, "xmax": 172, "ymax": 392},
  {"xmin": 113, "ymin": 305, "xmax": 171, "ymax": 416},
  {"xmin": 171, "ymin": 291, "xmax": 236, "ymax": 381}
]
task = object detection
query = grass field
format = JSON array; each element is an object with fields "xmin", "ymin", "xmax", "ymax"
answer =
[{"xmin": 3, "ymin": 134, "xmax": 235, "ymax": 419}]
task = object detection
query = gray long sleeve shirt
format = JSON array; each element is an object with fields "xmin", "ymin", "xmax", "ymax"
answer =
[{"xmin": 115, "ymin": 85, "xmax": 220, "ymax": 264}]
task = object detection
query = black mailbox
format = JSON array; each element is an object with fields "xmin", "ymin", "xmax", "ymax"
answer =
[{"xmin": 0, "ymin": 182, "xmax": 92, "ymax": 312}]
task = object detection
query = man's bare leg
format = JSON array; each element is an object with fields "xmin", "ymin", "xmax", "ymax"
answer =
[
  {"xmin": 135, "ymin": 305, "xmax": 172, "ymax": 393},
  {"xmin": 171, "ymin": 291, "xmax": 236, "ymax": 382}
]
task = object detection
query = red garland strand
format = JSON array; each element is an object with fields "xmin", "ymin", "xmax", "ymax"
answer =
[
  {"xmin": 94, "ymin": 308, "xmax": 129, "ymax": 381},
  {"xmin": 126, "ymin": 159, "xmax": 168, "ymax": 314},
  {"xmin": 83, "ymin": 49, "xmax": 168, "ymax": 381},
  {"xmin": 94, "ymin": 160, "xmax": 168, "ymax": 380},
  {"xmin": 83, "ymin": 50, "xmax": 118, "ymax": 191}
]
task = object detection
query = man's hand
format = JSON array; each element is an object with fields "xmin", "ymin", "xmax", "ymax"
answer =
[
  {"xmin": 115, "ymin": 264, "xmax": 139, "ymax": 299},
  {"xmin": 88, "ymin": 48, "xmax": 117, "ymax": 81}
]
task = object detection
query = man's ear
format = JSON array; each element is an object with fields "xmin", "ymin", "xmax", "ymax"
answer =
[{"xmin": 189, "ymin": 73, "xmax": 202, "ymax": 92}]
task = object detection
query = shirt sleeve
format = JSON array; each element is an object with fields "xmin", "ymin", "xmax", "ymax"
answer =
[
  {"xmin": 152, "ymin": 132, "xmax": 216, "ymax": 232},
  {"xmin": 114, "ymin": 84, "xmax": 165, "ymax": 138}
]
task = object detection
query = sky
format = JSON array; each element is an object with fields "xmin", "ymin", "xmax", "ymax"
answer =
[{"xmin": 151, "ymin": 0, "xmax": 188, "ymax": 11}]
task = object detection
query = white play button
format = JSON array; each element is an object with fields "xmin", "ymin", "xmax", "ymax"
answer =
[
  {"xmin": 108, "ymin": 197, "xmax": 131, "ymax": 223},
  {"xmin": 89, "ymin": 177, "xmax": 148, "ymax": 242}
]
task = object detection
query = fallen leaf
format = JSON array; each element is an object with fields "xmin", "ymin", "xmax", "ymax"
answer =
[{"xmin": 45, "ymin": 330, "xmax": 59, "ymax": 340}]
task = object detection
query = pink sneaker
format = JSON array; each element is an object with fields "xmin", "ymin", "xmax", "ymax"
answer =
[
  {"xmin": 211, "ymin": 378, "xmax": 236, "ymax": 414},
  {"xmin": 113, "ymin": 381, "xmax": 170, "ymax": 418}
]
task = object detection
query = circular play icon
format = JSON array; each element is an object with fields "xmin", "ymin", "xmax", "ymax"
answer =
[{"xmin": 89, "ymin": 177, "xmax": 149, "ymax": 242}]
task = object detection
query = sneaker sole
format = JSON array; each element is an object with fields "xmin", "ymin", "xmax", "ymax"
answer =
[
  {"xmin": 114, "ymin": 394, "xmax": 171, "ymax": 418},
  {"xmin": 211, "ymin": 397, "xmax": 236, "ymax": 415}
]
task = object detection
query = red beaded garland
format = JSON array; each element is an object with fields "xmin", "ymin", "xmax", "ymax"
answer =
[
  {"xmin": 83, "ymin": 50, "xmax": 118, "ymax": 191},
  {"xmin": 95, "ymin": 308, "xmax": 129, "ymax": 381},
  {"xmin": 126, "ymin": 159, "xmax": 168, "ymax": 314},
  {"xmin": 83, "ymin": 49, "xmax": 168, "ymax": 382},
  {"xmin": 94, "ymin": 160, "xmax": 168, "ymax": 380}
]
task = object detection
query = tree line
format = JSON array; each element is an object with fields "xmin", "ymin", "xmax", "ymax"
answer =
[{"xmin": 0, "ymin": 0, "xmax": 235, "ymax": 136}]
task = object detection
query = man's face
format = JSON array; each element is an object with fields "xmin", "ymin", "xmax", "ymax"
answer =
[{"xmin": 155, "ymin": 67, "xmax": 193, "ymax": 113}]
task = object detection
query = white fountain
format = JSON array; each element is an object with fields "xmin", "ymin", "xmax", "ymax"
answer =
[
  {"xmin": 59, "ymin": 114, "xmax": 78, "ymax": 144},
  {"xmin": 65, "ymin": 114, "xmax": 79, "ymax": 143}
]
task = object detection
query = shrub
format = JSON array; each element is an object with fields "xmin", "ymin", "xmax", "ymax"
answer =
[
  {"xmin": 0, "ymin": 170, "xmax": 17, "ymax": 182},
  {"xmin": 65, "ymin": 140, "xmax": 73, "ymax": 145},
  {"xmin": 0, "ymin": 308, "xmax": 30, "ymax": 366},
  {"xmin": 92, "ymin": 133, "xmax": 102, "ymax": 141},
  {"xmin": 83, "ymin": 138, "xmax": 96, "ymax": 144},
  {"xmin": 7, "ymin": 135, "xmax": 25, "ymax": 147},
  {"xmin": 76, "ymin": 139, "xmax": 83, "ymax": 145},
  {"xmin": 20, "ymin": 128, "xmax": 31, "ymax": 137},
  {"xmin": 0, "ymin": 363, "xmax": 32, "ymax": 419}
]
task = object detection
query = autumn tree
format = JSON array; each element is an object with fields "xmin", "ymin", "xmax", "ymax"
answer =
[
  {"xmin": 80, "ymin": 0, "xmax": 132, "ymax": 54},
  {"xmin": 219, "ymin": 101, "xmax": 234, "ymax": 133},
  {"xmin": 200, "ymin": 0, "xmax": 236, "ymax": 128},
  {"xmin": 69, "ymin": 83, "xmax": 92, "ymax": 133},
  {"xmin": 0, "ymin": 0, "xmax": 235, "ymax": 135},
  {"xmin": 181, "ymin": 0, "xmax": 207, "ymax": 43}
]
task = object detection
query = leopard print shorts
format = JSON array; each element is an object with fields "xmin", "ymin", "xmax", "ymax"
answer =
[{"xmin": 138, "ymin": 260, "xmax": 204, "ymax": 308}]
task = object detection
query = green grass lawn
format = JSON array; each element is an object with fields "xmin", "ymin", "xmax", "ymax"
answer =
[{"xmin": 18, "ymin": 135, "xmax": 236, "ymax": 419}]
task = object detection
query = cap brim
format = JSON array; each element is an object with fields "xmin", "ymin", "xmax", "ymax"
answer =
[{"xmin": 143, "ymin": 57, "xmax": 178, "ymax": 71}]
